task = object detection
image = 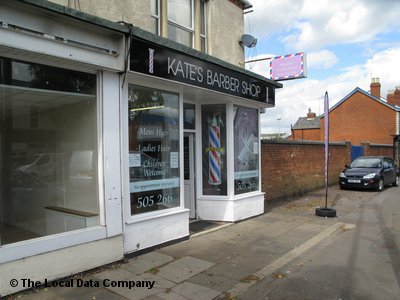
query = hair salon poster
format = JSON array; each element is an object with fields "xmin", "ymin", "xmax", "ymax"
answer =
[{"xmin": 234, "ymin": 106, "xmax": 259, "ymax": 194}]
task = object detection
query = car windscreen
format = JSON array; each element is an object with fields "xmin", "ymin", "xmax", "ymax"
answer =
[{"xmin": 350, "ymin": 158, "xmax": 381, "ymax": 168}]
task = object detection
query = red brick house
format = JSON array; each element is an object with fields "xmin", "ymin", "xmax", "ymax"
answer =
[
  {"xmin": 291, "ymin": 109, "xmax": 320, "ymax": 140},
  {"xmin": 292, "ymin": 79, "xmax": 400, "ymax": 145}
]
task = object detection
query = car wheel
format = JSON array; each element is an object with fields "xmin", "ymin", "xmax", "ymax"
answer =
[
  {"xmin": 393, "ymin": 175, "xmax": 399, "ymax": 187},
  {"xmin": 376, "ymin": 178, "xmax": 384, "ymax": 191},
  {"xmin": 315, "ymin": 207, "xmax": 337, "ymax": 218}
]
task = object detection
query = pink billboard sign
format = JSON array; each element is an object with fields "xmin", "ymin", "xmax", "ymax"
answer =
[{"xmin": 269, "ymin": 52, "xmax": 307, "ymax": 81}]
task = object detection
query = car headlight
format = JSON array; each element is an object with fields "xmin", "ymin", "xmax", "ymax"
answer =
[
  {"xmin": 363, "ymin": 173, "xmax": 376, "ymax": 179},
  {"xmin": 340, "ymin": 172, "xmax": 346, "ymax": 178}
]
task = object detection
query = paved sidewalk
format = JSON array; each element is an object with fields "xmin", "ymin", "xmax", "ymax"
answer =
[{"xmin": 8, "ymin": 187, "xmax": 352, "ymax": 300}]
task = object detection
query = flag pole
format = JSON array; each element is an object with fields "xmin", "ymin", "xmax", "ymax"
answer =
[
  {"xmin": 324, "ymin": 91, "xmax": 329, "ymax": 209},
  {"xmin": 316, "ymin": 91, "xmax": 336, "ymax": 218}
]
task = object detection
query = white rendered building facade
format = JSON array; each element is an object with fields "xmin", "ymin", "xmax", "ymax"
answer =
[{"xmin": 0, "ymin": 0, "xmax": 281, "ymax": 296}]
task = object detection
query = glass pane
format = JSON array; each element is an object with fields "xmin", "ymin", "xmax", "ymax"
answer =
[
  {"xmin": 184, "ymin": 136, "xmax": 190, "ymax": 180},
  {"xmin": 128, "ymin": 85, "xmax": 180, "ymax": 215},
  {"xmin": 184, "ymin": 103, "xmax": 195, "ymax": 129},
  {"xmin": 151, "ymin": 0, "xmax": 158, "ymax": 15},
  {"xmin": 168, "ymin": 24, "xmax": 192, "ymax": 47},
  {"xmin": 150, "ymin": 17, "xmax": 159, "ymax": 35},
  {"xmin": 168, "ymin": 0, "xmax": 192, "ymax": 28},
  {"xmin": 0, "ymin": 58, "xmax": 98, "ymax": 246},
  {"xmin": 202, "ymin": 104, "xmax": 227, "ymax": 195},
  {"xmin": 200, "ymin": 0, "xmax": 206, "ymax": 34},
  {"xmin": 11, "ymin": 61, "xmax": 96, "ymax": 94},
  {"xmin": 201, "ymin": 37, "xmax": 206, "ymax": 53},
  {"xmin": 234, "ymin": 106, "xmax": 259, "ymax": 195}
]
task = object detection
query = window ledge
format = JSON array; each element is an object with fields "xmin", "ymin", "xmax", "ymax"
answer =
[{"xmin": 125, "ymin": 208, "xmax": 189, "ymax": 225}]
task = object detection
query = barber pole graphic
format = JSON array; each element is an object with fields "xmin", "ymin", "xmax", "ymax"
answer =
[
  {"xmin": 208, "ymin": 115, "xmax": 222, "ymax": 185},
  {"xmin": 148, "ymin": 48, "xmax": 154, "ymax": 74}
]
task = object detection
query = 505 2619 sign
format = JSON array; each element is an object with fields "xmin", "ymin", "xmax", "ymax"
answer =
[
  {"xmin": 136, "ymin": 192, "xmax": 173, "ymax": 209},
  {"xmin": 235, "ymin": 178, "xmax": 257, "ymax": 193}
]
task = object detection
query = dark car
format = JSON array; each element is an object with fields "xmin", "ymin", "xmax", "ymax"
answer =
[{"xmin": 339, "ymin": 156, "xmax": 399, "ymax": 191}]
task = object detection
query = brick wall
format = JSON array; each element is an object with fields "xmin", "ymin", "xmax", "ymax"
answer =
[
  {"xmin": 291, "ymin": 128, "xmax": 321, "ymax": 141},
  {"xmin": 362, "ymin": 143, "xmax": 392, "ymax": 157},
  {"xmin": 261, "ymin": 140, "xmax": 393, "ymax": 202}
]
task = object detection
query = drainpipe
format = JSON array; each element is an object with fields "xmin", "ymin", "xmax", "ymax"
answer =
[{"xmin": 393, "ymin": 135, "xmax": 399, "ymax": 165}]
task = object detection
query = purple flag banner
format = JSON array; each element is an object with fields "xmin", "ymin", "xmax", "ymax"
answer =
[{"xmin": 324, "ymin": 91, "xmax": 329, "ymax": 206}]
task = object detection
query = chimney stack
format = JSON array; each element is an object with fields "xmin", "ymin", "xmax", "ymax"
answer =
[
  {"xmin": 307, "ymin": 108, "xmax": 316, "ymax": 119},
  {"xmin": 387, "ymin": 86, "xmax": 400, "ymax": 106},
  {"xmin": 370, "ymin": 77, "xmax": 381, "ymax": 99}
]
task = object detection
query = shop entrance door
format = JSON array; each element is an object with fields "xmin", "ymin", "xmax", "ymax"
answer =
[{"xmin": 184, "ymin": 133, "xmax": 196, "ymax": 218}]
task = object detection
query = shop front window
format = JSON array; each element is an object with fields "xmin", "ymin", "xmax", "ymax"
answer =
[
  {"xmin": 234, "ymin": 106, "xmax": 259, "ymax": 194},
  {"xmin": 201, "ymin": 104, "xmax": 227, "ymax": 195},
  {"xmin": 128, "ymin": 85, "xmax": 180, "ymax": 215},
  {"xmin": 0, "ymin": 58, "xmax": 98, "ymax": 246}
]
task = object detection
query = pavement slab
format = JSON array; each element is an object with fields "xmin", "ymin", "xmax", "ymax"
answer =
[
  {"xmin": 201, "ymin": 260, "xmax": 259, "ymax": 282},
  {"xmin": 146, "ymin": 290, "xmax": 187, "ymax": 300},
  {"xmin": 157, "ymin": 237, "xmax": 244, "ymax": 264},
  {"xmin": 170, "ymin": 281, "xmax": 221, "ymax": 300},
  {"xmin": 122, "ymin": 252, "xmax": 175, "ymax": 275},
  {"xmin": 103, "ymin": 273, "xmax": 175, "ymax": 300},
  {"xmin": 93, "ymin": 268, "xmax": 137, "ymax": 281},
  {"xmin": 156, "ymin": 256, "xmax": 215, "ymax": 283},
  {"xmin": 188, "ymin": 272, "xmax": 239, "ymax": 292}
]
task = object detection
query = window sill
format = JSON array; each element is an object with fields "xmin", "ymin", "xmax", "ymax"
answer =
[
  {"xmin": 0, "ymin": 226, "xmax": 107, "ymax": 264},
  {"xmin": 125, "ymin": 207, "xmax": 189, "ymax": 225}
]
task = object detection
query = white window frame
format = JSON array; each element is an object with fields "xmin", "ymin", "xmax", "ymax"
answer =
[
  {"xmin": 0, "ymin": 68, "xmax": 110, "ymax": 263},
  {"xmin": 167, "ymin": 0, "xmax": 195, "ymax": 47},
  {"xmin": 199, "ymin": 0, "xmax": 207, "ymax": 53},
  {"xmin": 121, "ymin": 74, "xmax": 186, "ymax": 225},
  {"xmin": 197, "ymin": 99, "xmax": 263, "ymax": 200},
  {"xmin": 151, "ymin": 0, "xmax": 160, "ymax": 35}
]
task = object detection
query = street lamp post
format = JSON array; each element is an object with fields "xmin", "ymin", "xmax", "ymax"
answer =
[{"xmin": 277, "ymin": 118, "xmax": 281, "ymax": 139}]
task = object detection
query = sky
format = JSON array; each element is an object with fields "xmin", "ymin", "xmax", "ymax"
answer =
[{"xmin": 244, "ymin": 0, "xmax": 400, "ymax": 135}]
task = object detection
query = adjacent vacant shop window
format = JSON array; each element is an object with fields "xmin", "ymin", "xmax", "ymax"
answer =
[
  {"xmin": 0, "ymin": 58, "xmax": 99, "ymax": 246},
  {"xmin": 128, "ymin": 84, "xmax": 180, "ymax": 215}
]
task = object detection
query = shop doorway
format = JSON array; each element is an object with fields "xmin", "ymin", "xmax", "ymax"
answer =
[{"xmin": 184, "ymin": 133, "xmax": 196, "ymax": 219}]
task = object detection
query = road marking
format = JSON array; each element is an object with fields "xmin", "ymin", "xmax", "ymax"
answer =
[{"xmin": 226, "ymin": 222, "xmax": 356, "ymax": 297}]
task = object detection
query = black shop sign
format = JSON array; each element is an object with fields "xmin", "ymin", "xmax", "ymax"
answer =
[{"xmin": 130, "ymin": 38, "xmax": 275, "ymax": 105}]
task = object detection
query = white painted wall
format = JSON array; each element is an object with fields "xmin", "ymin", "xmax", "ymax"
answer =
[
  {"xmin": 197, "ymin": 193, "xmax": 265, "ymax": 221},
  {"xmin": 48, "ymin": 0, "xmax": 246, "ymax": 66},
  {"xmin": 0, "ymin": 236, "xmax": 124, "ymax": 296},
  {"xmin": 123, "ymin": 210, "xmax": 189, "ymax": 253},
  {"xmin": 51, "ymin": 0, "xmax": 155, "ymax": 33},
  {"xmin": 0, "ymin": 2, "xmax": 125, "ymax": 71},
  {"xmin": 206, "ymin": 0, "xmax": 245, "ymax": 66}
]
